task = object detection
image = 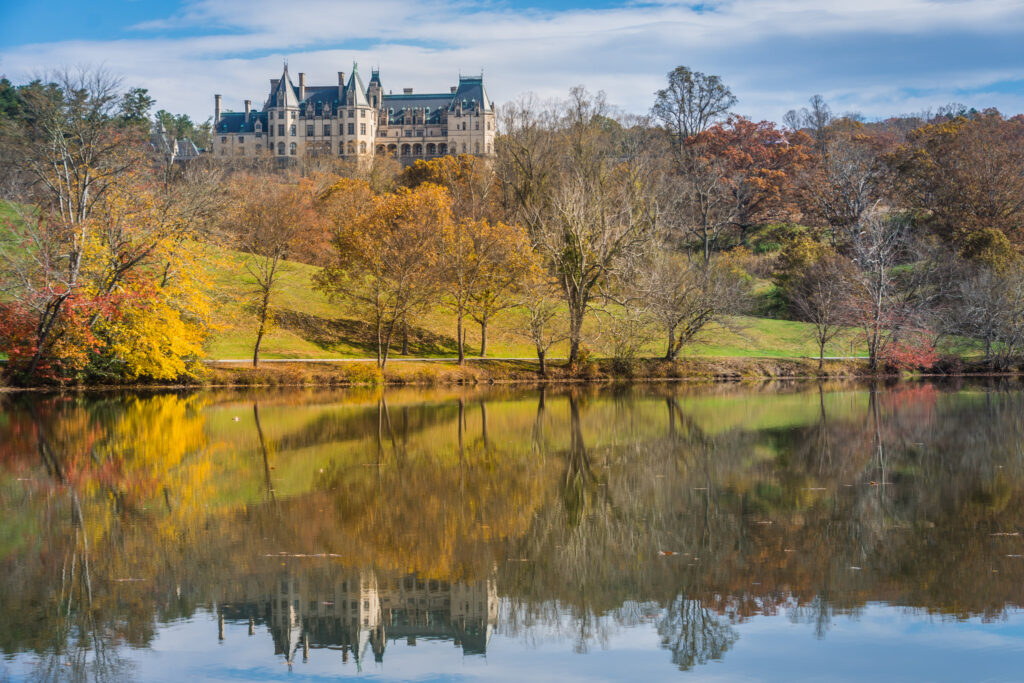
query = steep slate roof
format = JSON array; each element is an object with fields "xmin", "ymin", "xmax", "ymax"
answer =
[
  {"xmin": 346, "ymin": 66, "xmax": 369, "ymax": 107},
  {"xmin": 450, "ymin": 76, "xmax": 491, "ymax": 111},
  {"xmin": 216, "ymin": 111, "xmax": 269, "ymax": 134},
  {"xmin": 380, "ymin": 93, "xmax": 453, "ymax": 125},
  {"xmin": 268, "ymin": 65, "xmax": 300, "ymax": 109}
]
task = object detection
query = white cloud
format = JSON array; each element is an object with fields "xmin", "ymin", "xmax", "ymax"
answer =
[{"xmin": 1, "ymin": 0, "xmax": 1022, "ymax": 123}]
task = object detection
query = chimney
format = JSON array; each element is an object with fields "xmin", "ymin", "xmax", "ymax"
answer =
[
  {"xmin": 338, "ymin": 71, "xmax": 345, "ymax": 99},
  {"xmin": 403, "ymin": 87, "xmax": 413, "ymax": 95},
  {"xmin": 299, "ymin": 72, "xmax": 306, "ymax": 101},
  {"xmin": 450, "ymin": 86, "xmax": 457, "ymax": 94},
  {"xmin": 214, "ymin": 94, "xmax": 222, "ymax": 122},
  {"xmin": 244, "ymin": 99, "xmax": 252, "ymax": 122}
]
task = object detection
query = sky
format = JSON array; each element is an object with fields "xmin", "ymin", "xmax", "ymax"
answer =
[{"xmin": 1, "ymin": 0, "xmax": 1022, "ymax": 125}]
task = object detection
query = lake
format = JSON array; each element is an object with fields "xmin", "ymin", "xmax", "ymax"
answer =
[{"xmin": 1, "ymin": 382, "xmax": 1023, "ymax": 681}]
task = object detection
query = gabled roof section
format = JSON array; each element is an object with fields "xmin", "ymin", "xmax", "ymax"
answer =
[
  {"xmin": 216, "ymin": 111, "xmax": 268, "ymax": 134},
  {"xmin": 346, "ymin": 64, "xmax": 369, "ymax": 107},
  {"xmin": 449, "ymin": 75, "xmax": 491, "ymax": 112}
]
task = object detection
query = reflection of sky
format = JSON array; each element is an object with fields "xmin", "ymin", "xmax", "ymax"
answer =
[{"xmin": 5, "ymin": 603, "xmax": 1023, "ymax": 682}]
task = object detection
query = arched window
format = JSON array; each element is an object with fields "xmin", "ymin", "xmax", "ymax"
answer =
[
  {"xmin": 347, "ymin": 141, "xmax": 355, "ymax": 155},
  {"xmin": 376, "ymin": 145, "xmax": 385, "ymax": 156},
  {"xmin": 401, "ymin": 144, "xmax": 411, "ymax": 156},
  {"xmin": 438, "ymin": 143, "xmax": 447, "ymax": 154},
  {"xmin": 277, "ymin": 142, "xmax": 285, "ymax": 155},
  {"xmin": 289, "ymin": 142, "xmax": 297, "ymax": 155},
  {"xmin": 412, "ymin": 143, "xmax": 422, "ymax": 156},
  {"xmin": 475, "ymin": 142, "xmax": 480, "ymax": 153},
  {"xmin": 387, "ymin": 144, "xmax": 397, "ymax": 155},
  {"xmin": 359, "ymin": 141, "xmax": 367, "ymax": 154},
  {"xmin": 426, "ymin": 143, "xmax": 436, "ymax": 155}
]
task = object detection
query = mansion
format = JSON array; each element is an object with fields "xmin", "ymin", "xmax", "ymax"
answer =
[{"xmin": 212, "ymin": 63, "xmax": 496, "ymax": 162}]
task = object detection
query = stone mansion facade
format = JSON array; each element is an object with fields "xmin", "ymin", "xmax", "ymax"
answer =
[{"xmin": 212, "ymin": 63, "xmax": 495, "ymax": 162}]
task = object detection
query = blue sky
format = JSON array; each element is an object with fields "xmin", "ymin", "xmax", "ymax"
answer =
[{"xmin": 1, "ymin": 0, "xmax": 1022, "ymax": 124}]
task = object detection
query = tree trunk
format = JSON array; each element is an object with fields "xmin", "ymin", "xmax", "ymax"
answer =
[
  {"xmin": 479, "ymin": 316, "xmax": 488, "ymax": 357},
  {"xmin": 568, "ymin": 305, "xmax": 585, "ymax": 370},
  {"xmin": 456, "ymin": 312, "xmax": 465, "ymax": 365},
  {"xmin": 401, "ymin": 319, "xmax": 410, "ymax": 355},
  {"xmin": 665, "ymin": 325, "xmax": 679, "ymax": 361},
  {"xmin": 253, "ymin": 291, "xmax": 271, "ymax": 368},
  {"xmin": 818, "ymin": 343, "xmax": 825, "ymax": 372},
  {"xmin": 537, "ymin": 348, "xmax": 547, "ymax": 376}
]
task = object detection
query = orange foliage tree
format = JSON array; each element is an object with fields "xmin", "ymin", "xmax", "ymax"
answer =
[{"xmin": 316, "ymin": 182, "xmax": 451, "ymax": 367}]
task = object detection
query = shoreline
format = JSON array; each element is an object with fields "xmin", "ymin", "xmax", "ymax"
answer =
[{"xmin": 1, "ymin": 357, "xmax": 1020, "ymax": 393}]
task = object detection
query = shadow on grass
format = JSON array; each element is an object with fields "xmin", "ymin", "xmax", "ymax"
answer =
[{"xmin": 275, "ymin": 309, "xmax": 460, "ymax": 357}]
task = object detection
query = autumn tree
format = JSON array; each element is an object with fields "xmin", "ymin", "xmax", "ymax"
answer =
[
  {"xmin": 887, "ymin": 111, "xmax": 1024, "ymax": 246},
  {"xmin": 687, "ymin": 116, "xmax": 810, "ymax": 244},
  {"xmin": 438, "ymin": 217, "xmax": 536, "ymax": 363},
  {"xmin": 227, "ymin": 174, "xmax": 319, "ymax": 367},
  {"xmin": 401, "ymin": 154, "xmax": 501, "ymax": 221},
  {"xmin": 316, "ymin": 183, "xmax": 450, "ymax": 368},
  {"xmin": 0, "ymin": 69, "xmax": 145, "ymax": 379}
]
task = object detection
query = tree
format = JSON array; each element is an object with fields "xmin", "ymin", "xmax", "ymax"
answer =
[
  {"xmin": 0, "ymin": 69, "xmax": 150, "ymax": 380},
  {"xmin": 517, "ymin": 271, "xmax": 568, "ymax": 375},
  {"xmin": 790, "ymin": 254, "xmax": 854, "ymax": 370},
  {"xmin": 887, "ymin": 111, "xmax": 1024, "ymax": 246},
  {"xmin": 500, "ymin": 87, "xmax": 659, "ymax": 367},
  {"xmin": 636, "ymin": 246, "xmax": 749, "ymax": 360},
  {"xmin": 228, "ymin": 175, "xmax": 319, "ymax": 367},
  {"xmin": 801, "ymin": 131, "xmax": 891, "ymax": 246},
  {"xmin": 316, "ymin": 183, "xmax": 449, "ymax": 368},
  {"xmin": 438, "ymin": 217, "xmax": 536, "ymax": 363},
  {"xmin": 690, "ymin": 116, "xmax": 810, "ymax": 242},
  {"xmin": 401, "ymin": 154, "xmax": 500, "ymax": 221},
  {"xmin": 652, "ymin": 66, "xmax": 737, "ymax": 153},
  {"xmin": 784, "ymin": 94, "xmax": 832, "ymax": 157}
]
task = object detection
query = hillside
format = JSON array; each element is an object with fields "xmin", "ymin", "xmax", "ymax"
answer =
[{"xmin": 203, "ymin": 245, "xmax": 866, "ymax": 362}]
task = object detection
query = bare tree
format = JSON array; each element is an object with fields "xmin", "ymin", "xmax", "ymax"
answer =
[
  {"xmin": 499, "ymin": 88, "xmax": 658, "ymax": 368},
  {"xmin": 790, "ymin": 254, "xmax": 854, "ymax": 370},
  {"xmin": 517, "ymin": 273, "xmax": 568, "ymax": 376},
  {"xmin": 950, "ymin": 263, "xmax": 1024, "ymax": 369},
  {"xmin": 784, "ymin": 94, "xmax": 833, "ymax": 157},
  {"xmin": 635, "ymin": 246, "xmax": 749, "ymax": 360}
]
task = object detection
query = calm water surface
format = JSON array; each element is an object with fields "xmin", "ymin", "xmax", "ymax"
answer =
[{"xmin": 1, "ymin": 382, "xmax": 1023, "ymax": 681}]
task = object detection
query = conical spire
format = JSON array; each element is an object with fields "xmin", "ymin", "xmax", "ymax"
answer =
[
  {"xmin": 346, "ymin": 62, "xmax": 369, "ymax": 107},
  {"xmin": 273, "ymin": 63, "xmax": 299, "ymax": 108}
]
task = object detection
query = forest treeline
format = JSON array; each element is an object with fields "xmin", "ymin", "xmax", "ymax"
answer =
[{"xmin": 2, "ymin": 66, "xmax": 1024, "ymax": 384}]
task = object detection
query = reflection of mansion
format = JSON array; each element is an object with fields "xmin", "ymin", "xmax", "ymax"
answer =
[
  {"xmin": 219, "ymin": 568, "xmax": 498, "ymax": 666},
  {"xmin": 212, "ymin": 63, "xmax": 496, "ymax": 162}
]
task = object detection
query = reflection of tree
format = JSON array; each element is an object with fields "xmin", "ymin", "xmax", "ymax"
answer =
[
  {"xmin": 3, "ymin": 384, "xmax": 1024, "ymax": 675},
  {"xmin": 657, "ymin": 596, "xmax": 738, "ymax": 670}
]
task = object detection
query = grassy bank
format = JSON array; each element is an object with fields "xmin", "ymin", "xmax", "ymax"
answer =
[{"xmin": 203, "ymin": 357, "xmax": 872, "ymax": 388}]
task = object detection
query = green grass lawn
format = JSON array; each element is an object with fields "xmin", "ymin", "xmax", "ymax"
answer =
[{"xmin": 202, "ymin": 246, "xmax": 867, "ymax": 361}]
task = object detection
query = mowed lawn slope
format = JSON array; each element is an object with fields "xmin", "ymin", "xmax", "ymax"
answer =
[{"xmin": 202, "ymin": 246, "xmax": 866, "ymax": 361}]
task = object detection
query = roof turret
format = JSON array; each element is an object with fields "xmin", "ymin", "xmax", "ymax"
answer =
[
  {"xmin": 346, "ymin": 63, "xmax": 369, "ymax": 107},
  {"xmin": 271, "ymin": 64, "xmax": 300, "ymax": 109}
]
